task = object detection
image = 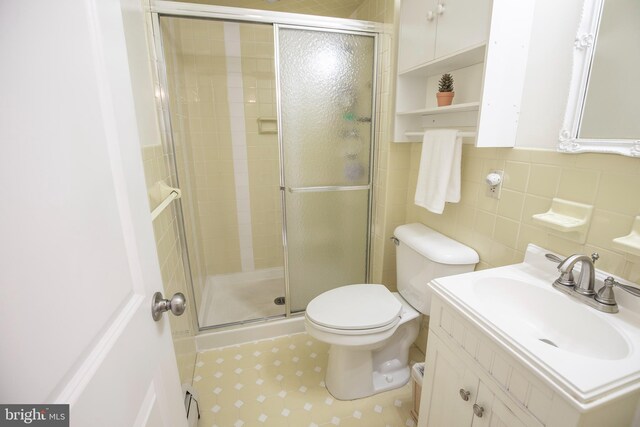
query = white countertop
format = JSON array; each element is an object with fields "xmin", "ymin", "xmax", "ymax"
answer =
[{"xmin": 429, "ymin": 244, "xmax": 640, "ymax": 409}]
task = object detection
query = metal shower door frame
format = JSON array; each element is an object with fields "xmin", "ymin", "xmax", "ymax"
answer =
[
  {"xmin": 149, "ymin": 0, "xmax": 381, "ymax": 329},
  {"xmin": 273, "ymin": 24, "xmax": 378, "ymax": 317}
]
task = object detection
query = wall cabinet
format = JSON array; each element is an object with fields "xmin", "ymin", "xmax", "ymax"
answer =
[
  {"xmin": 394, "ymin": 0, "xmax": 535, "ymax": 147},
  {"xmin": 397, "ymin": 0, "xmax": 491, "ymax": 72}
]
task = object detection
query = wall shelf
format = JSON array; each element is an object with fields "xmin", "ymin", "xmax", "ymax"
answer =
[
  {"xmin": 404, "ymin": 129, "xmax": 478, "ymax": 138},
  {"xmin": 397, "ymin": 102, "xmax": 480, "ymax": 117},
  {"xmin": 398, "ymin": 43, "xmax": 486, "ymax": 78},
  {"xmin": 612, "ymin": 216, "xmax": 640, "ymax": 256},
  {"xmin": 532, "ymin": 198, "xmax": 593, "ymax": 243}
]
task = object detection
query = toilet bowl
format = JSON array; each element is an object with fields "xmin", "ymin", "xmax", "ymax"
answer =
[{"xmin": 305, "ymin": 223, "xmax": 479, "ymax": 400}]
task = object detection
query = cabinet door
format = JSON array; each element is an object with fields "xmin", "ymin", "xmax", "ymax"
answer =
[
  {"xmin": 419, "ymin": 334, "xmax": 477, "ymax": 427},
  {"xmin": 434, "ymin": 0, "xmax": 491, "ymax": 58},
  {"xmin": 397, "ymin": 0, "xmax": 438, "ymax": 71},
  {"xmin": 471, "ymin": 382, "xmax": 528, "ymax": 427}
]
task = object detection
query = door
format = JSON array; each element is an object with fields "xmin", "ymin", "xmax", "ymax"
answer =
[
  {"xmin": 434, "ymin": 0, "xmax": 491, "ymax": 58},
  {"xmin": 0, "ymin": 1, "xmax": 186, "ymax": 426},
  {"xmin": 419, "ymin": 334, "xmax": 477, "ymax": 427},
  {"xmin": 471, "ymin": 382, "xmax": 527, "ymax": 427},
  {"xmin": 276, "ymin": 26, "xmax": 376, "ymax": 313},
  {"xmin": 397, "ymin": 0, "xmax": 438, "ymax": 70}
]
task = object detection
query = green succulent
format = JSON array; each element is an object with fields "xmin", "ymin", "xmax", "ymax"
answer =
[{"xmin": 438, "ymin": 73, "xmax": 454, "ymax": 92}]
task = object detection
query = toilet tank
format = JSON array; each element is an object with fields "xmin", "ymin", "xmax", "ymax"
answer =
[{"xmin": 394, "ymin": 223, "xmax": 479, "ymax": 315}]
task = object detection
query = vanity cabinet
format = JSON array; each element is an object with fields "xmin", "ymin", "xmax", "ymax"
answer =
[
  {"xmin": 421, "ymin": 333, "xmax": 537, "ymax": 427},
  {"xmin": 394, "ymin": 0, "xmax": 534, "ymax": 147},
  {"xmin": 419, "ymin": 295, "xmax": 640, "ymax": 427}
]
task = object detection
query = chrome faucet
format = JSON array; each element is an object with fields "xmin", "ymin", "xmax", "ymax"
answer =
[
  {"xmin": 548, "ymin": 252, "xmax": 640, "ymax": 313},
  {"xmin": 555, "ymin": 253, "xmax": 599, "ymax": 296}
]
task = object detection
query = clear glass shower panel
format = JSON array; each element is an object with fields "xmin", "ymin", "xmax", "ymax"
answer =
[
  {"xmin": 159, "ymin": 16, "xmax": 285, "ymax": 329},
  {"xmin": 278, "ymin": 28, "xmax": 375, "ymax": 188},
  {"xmin": 286, "ymin": 190, "xmax": 369, "ymax": 312}
]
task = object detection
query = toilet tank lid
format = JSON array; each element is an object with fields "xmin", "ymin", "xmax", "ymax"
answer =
[{"xmin": 394, "ymin": 223, "xmax": 479, "ymax": 265}]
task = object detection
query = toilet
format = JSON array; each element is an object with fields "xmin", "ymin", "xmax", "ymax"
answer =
[{"xmin": 304, "ymin": 223, "xmax": 479, "ymax": 400}]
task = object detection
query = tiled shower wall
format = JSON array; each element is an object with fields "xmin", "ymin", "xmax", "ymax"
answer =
[
  {"xmin": 239, "ymin": 25, "xmax": 282, "ymax": 272},
  {"xmin": 161, "ymin": 18, "xmax": 282, "ymax": 283},
  {"xmin": 350, "ymin": 0, "xmax": 398, "ymax": 286},
  {"xmin": 142, "ymin": 144, "xmax": 197, "ymax": 385}
]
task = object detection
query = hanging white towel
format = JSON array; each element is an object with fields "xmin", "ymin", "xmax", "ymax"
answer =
[{"xmin": 414, "ymin": 129, "xmax": 462, "ymax": 214}]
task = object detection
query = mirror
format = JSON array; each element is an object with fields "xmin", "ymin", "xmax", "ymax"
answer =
[{"xmin": 559, "ymin": 0, "xmax": 640, "ymax": 156}]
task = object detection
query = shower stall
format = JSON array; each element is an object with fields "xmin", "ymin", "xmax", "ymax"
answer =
[{"xmin": 152, "ymin": 3, "xmax": 379, "ymax": 329}]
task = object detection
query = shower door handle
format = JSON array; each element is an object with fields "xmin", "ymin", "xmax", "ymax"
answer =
[
  {"xmin": 151, "ymin": 292, "xmax": 187, "ymax": 321},
  {"xmin": 281, "ymin": 185, "xmax": 370, "ymax": 193}
]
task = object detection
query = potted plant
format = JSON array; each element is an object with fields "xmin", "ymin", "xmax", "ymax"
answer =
[{"xmin": 436, "ymin": 73, "xmax": 454, "ymax": 107}]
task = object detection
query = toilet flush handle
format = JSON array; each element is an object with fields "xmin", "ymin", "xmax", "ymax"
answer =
[{"xmin": 390, "ymin": 236, "xmax": 400, "ymax": 246}]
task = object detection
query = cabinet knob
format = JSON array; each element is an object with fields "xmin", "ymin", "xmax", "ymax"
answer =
[
  {"xmin": 437, "ymin": 3, "xmax": 445, "ymax": 15},
  {"xmin": 473, "ymin": 403, "xmax": 485, "ymax": 417},
  {"xmin": 459, "ymin": 388, "xmax": 470, "ymax": 401},
  {"xmin": 426, "ymin": 10, "xmax": 435, "ymax": 21}
]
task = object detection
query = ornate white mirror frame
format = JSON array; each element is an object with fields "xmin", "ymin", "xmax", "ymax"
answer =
[{"xmin": 559, "ymin": 0, "xmax": 640, "ymax": 157}]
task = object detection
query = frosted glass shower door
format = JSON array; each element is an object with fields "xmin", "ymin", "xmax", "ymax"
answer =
[{"xmin": 277, "ymin": 27, "xmax": 376, "ymax": 312}]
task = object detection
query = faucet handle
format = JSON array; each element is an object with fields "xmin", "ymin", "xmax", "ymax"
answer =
[
  {"xmin": 545, "ymin": 253, "xmax": 563, "ymax": 264},
  {"xmin": 605, "ymin": 276, "xmax": 640, "ymax": 297},
  {"xmin": 595, "ymin": 277, "xmax": 617, "ymax": 306},
  {"xmin": 591, "ymin": 253, "xmax": 600, "ymax": 263}
]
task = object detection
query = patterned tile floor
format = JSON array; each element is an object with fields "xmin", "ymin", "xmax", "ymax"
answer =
[{"xmin": 193, "ymin": 332, "xmax": 425, "ymax": 427}]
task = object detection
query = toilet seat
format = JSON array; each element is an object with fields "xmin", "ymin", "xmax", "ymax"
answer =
[{"xmin": 306, "ymin": 284, "xmax": 402, "ymax": 333}]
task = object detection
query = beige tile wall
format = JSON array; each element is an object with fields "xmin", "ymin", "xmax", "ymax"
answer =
[
  {"xmin": 351, "ymin": 0, "xmax": 400, "ymax": 287},
  {"xmin": 350, "ymin": 0, "xmax": 396, "ymax": 23},
  {"xmin": 162, "ymin": 18, "xmax": 283, "ymax": 278},
  {"xmin": 167, "ymin": 18, "xmax": 243, "ymax": 275},
  {"xmin": 142, "ymin": 144, "xmax": 197, "ymax": 385},
  {"xmin": 240, "ymin": 24, "xmax": 283, "ymax": 271},
  {"xmin": 377, "ymin": 144, "xmax": 640, "ymax": 355},
  {"xmin": 160, "ymin": 17, "xmax": 208, "ymax": 305},
  {"xmin": 403, "ymin": 146, "xmax": 640, "ymax": 282}
]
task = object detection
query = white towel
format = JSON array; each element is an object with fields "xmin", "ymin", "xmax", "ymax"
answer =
[{"xmin": 414, "ymin": 129, "xmax": 462, "ymax": 214}]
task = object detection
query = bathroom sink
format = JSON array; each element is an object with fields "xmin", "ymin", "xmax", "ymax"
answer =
[
  {"xmin": 428, "ymin": 244, "xmax": 640, "ymax": 404},
  {"xmin": 473, "ymin": 277, "xmax": 630, "ymax": 360}
]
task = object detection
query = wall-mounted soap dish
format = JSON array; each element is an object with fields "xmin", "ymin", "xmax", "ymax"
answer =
[
  {"xmin": 612, "ymin": 216, "xmax": 640, "ymax": 256},
  {"xmin": 532, "ymin": 198, "xmax": 593, "ymax": 243}
]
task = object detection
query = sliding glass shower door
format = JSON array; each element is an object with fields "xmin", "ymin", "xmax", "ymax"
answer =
[
  {"xmin": 156, "ymin": 15, "xmax": 377, "ymax": 328},
  {"xmin": 277, "ymin": 27, "xmax": 376, "ymax": 312}
]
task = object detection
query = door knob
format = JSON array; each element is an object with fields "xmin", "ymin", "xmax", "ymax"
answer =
[
  {"xmin": 152, "ymin": 292, "xmax": 186, "ymax": 321},
  {"xmin": 459, "ymin": 388, "xmax": 470, "ymax": 401},
  {"xmin": 473, "ymin": 403, "xmax": 484, "ymax": 417}
]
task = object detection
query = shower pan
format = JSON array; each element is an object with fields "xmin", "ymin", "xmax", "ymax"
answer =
[{"xmin": 151, "ymin": 2, "xmax": 380, "ymax": 330}]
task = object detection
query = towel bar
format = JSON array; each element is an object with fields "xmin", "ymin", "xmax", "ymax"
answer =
[
  {"xmin": 151, "ymin": 183, "xmax": 182, "ymax": 221},
  {"xmin": 405, "ymin": 131, "xmax": 476, "ymax": 141}
]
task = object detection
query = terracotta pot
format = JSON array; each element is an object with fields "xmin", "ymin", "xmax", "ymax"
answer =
[{"xmin": 436, "ymin": 91, "xmax": 455, "ymax": 107}]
